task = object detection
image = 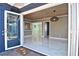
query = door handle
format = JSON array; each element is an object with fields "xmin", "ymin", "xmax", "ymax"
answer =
[
  {"xmin": 2, "ymin": 31, "xmax": 4, "ymax": 35},
  {"xmin": 2, "ymin": 31, "xmax": 4, "ymax": 33}
]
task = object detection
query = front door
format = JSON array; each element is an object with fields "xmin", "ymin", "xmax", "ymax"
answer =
[{"xmin": 4, "ymin": 10, "xmax": 23, "ymax": 50}]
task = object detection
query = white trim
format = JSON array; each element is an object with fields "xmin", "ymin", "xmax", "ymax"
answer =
[
  {"xmin": 23, "ymin": 45, "xmax": 50, "ymax": 56},
  {"xmin": 6, "ymin": 45, "xmax": 22, "ymax": 50},
  {"xmin": 4, "ymin": 10, "xmax": 23, "ymax": 50},
  {"xmin": 76, "ymin": 3, "xmax": 79, "ymax": 56},
  {"xmin": 41, "ymin": 35, "xmax": 44, "ymax": 38},
  {"xmin": 35, "ymin": 15, "xmax": 68, "ymax": 22},
  {"xmin": 8, "ymin": 3, "xmax": 30, "ymax": 9},
  {"xmin": 20, "ymin": 14, "xmax": 24, "ymax": 46},
  {"xmin": 49, "ymin": 37, "xmax": 67, "ymax": 41},
  {"xmin": 21, "ymin": 3, "xmax": 63, "ymax": 15},
  {"xmin": 68, "ymin": 3, "xmax": 71, "ymax": 56},
  {"xmin": 4, "ymin": 10, "xmax": 8, "ymax": 50},
  {"xmin": 24, "ymin": 30, "xmax": 32, "ymax": 31},
  {"xmin": 57, "ymin": 14, "xmax": 68, "ymax": 17},
  {"xmin": 69, "ymin": 4, "xmax": 78, "ymax": 56},
  {"xmin": 5, "ymin": 10, "xmax": 20, "ymax": 15},
  {"xmin": 24, "ymin": 35, "xmax": 45, "ymax": 38}
]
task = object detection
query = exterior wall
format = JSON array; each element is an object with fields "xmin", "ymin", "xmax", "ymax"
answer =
[{"xmin": 0, "ymin": 3, "xmax": 20, "ymax": 52}]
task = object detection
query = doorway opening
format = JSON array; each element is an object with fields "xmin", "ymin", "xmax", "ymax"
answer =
[
  {"xmin": 44, "ymin": 22, "xmax": 49, "ymax": 38},
  {"xmin": 23, "ymin": 3, "xmax": 68, "ymax": 56}
]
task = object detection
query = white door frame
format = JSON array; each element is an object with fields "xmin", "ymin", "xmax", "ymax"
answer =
[
  {"xmin": 4, "ymin": 10, "xmax": 24, "ymax": 50},
  {"xmin": 76, "ymin": 3, "xmax": 79, "ymax": 56},
  {"xmin": 68, "ymin": 3, "xmax": 71, "ymax": 56}
]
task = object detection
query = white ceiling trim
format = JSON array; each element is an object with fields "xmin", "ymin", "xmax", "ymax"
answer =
[{"xmin": 8, "ymin": 3, "xmax": 30, "ymax": 9}]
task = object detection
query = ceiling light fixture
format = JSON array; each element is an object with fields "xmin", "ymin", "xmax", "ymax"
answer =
[{"xmin": 50, "ymin": 10, "xmax": 59, "ymax": 22}]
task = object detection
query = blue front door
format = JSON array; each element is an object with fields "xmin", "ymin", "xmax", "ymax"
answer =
[{"xmin": 4, "ymin": 11, "xmax": 22, "ymax": 50}]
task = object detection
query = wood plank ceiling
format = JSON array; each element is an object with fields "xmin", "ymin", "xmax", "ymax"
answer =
[{"xmin": 23, "ymin": 3, "xmax": 68, "ymax": 20}]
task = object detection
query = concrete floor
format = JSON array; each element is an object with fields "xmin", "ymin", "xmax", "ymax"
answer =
[
  {"xmin": 0, "ymin": 36, "xmax": 68, "ymax": 56},
  {"xmin": 23, "ymin": 35, "xmax": 68, "ymax": 56}
]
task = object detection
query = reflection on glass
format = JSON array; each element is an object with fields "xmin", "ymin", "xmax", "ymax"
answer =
[
  {"xmin": 32, "ymin": 23, "xmax": 42, "ymax": 39},
  {"xmin": 7, "ymin": 13, "xmax": 19, "ymax": 40}
]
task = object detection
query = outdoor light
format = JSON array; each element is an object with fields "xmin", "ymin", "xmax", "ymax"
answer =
[{"xmin": 50, "ymin": 10, "xmax": 59, "ymax": 22}]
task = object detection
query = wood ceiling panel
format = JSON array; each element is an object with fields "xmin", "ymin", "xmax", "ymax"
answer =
[{"xmin": 24, "ymin": 3, "xmax": 68, "ymax": 20}]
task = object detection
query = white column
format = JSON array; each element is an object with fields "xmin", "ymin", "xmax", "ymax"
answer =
[{"xmin": 69, "ymin": 3, "xmax": 78, "ymax": 56}]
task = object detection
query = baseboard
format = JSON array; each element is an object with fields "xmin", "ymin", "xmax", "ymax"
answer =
[
  {"xmin": 24, "ymin": 35, "xmax": 67, "ymax": 40},
  {"xmin": 24, "ymin": 35, "xmax": 32, "ymax": 37},
  {"xmin": 41, "ymin": 35, "xmax": 44, "ymax": 37},
  {"xmin": 49, "ymin": 37, "xmax": 67, "ymax": 40}
]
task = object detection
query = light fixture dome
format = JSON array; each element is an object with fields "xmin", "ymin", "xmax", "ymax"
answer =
[
  {"xmin": 50, "ymin": 16, "xmax": 59, "ymax": 22},
  {"xmin": 50, "ymin": 10, "xmax": 59, "ymax": 22}
]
